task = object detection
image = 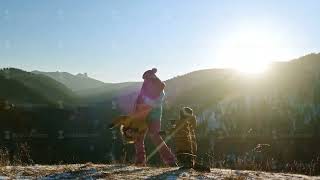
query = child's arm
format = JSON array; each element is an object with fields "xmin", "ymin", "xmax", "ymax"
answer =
[
  {"xmin": 189, "ymin": 116, "xmax": 198, "ymax": 155},
  {"xmin": 189, "ymin": 116, "xmax": 197, "ymax": 131}
]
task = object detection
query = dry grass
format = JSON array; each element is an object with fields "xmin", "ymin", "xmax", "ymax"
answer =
[
  {"xmin": 200, "ymin": 144, "xmax": 320, "ymax": 176},
  {"xmin": 0, "ymin": 142, "xmax": 33, "ymax": 167},
  {"xmin": 210, "ymin": 155, "xmax": 320, "ymax": 176},
  {"xmin": 0, "ymin": 148, "xmax": 10, "ymax": 166},
  {"xmin": 1, "ymin": 141, "xmax": 319, "ymax": 176}
]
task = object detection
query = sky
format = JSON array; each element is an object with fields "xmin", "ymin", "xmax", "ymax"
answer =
[{"xmin": 1, "ymin": 0, "xmax": 320, "ymax": 83}]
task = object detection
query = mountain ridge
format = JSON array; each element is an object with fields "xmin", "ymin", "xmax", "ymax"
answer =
[
  {"xmin": 32, "ymin": 70, "xmax": 106, "ymax": 92},
  {"xmin": 2, "ymin": 52, "xmax": 320, "ymax": 106}
]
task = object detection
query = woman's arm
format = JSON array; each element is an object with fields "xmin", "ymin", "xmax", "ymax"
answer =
[{"xmin": 136, "ymin": 81, "xmax": 146, "ymax": 105}]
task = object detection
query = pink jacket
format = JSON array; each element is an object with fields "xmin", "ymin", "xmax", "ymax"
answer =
[{"xmin": 136, "ymin": 77, "xmax": 165, "ymax": 104}]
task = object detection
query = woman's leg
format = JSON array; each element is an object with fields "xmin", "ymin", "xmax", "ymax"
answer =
[
  {"xmin": 148, "ymin": 120, "xmax": 176, "ymax": 165},
  {"xmin": 134, "ymin": 132, "xmax": 146, "ymax": 165}
]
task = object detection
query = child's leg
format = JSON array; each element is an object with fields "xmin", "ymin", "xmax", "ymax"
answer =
[
  {"xmin": 191, "ymin": 133, "xmax": 197, "ymax": 167},
  {"xmin": 177, "ymin": 153, "xmax": 193, "ymax": 168},
  {"xmin": 148, "ymin": 120, "xmax": 176, "ymax": 165},
  {"xmin": 191, "ymin": 133, "xmax": 197, "ymax": 154},
  {"xmin": 134, "ymin": 132, "xmax": 146, "ymax": 165}
]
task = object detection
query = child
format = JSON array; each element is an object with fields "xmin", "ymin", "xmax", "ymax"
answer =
[
  {"xmin": 174, "ymin": 107, "xmax": 197, "ymax": 168},
  {"xmin": 174, "ymin": 107, "xmax": 210, "ymax": 172}
]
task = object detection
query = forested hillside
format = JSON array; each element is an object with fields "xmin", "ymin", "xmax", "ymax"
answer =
[{"xmin": 0, "ymin": 68, "xmax": 76, "ymax": 105}]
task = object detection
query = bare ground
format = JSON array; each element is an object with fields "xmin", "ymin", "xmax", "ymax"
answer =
[{"xmin": 0, "ymin": 163, "xmax": 319, "ymax": 179}]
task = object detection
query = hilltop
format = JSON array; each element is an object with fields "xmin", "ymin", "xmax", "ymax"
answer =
[{"xmin": 32, "ymin": 71, "xmax": 106, "ymax": 92}]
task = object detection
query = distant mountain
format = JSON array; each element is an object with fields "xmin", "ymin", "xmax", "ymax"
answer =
[
  {"xmin": 165, "ymin": 53, "xmax": 320, "ymax": 108},
  {"xmin": 164, "ymin": 68, "xmax": 235, "ymax": 106},
  {"xmin": 32, "ymin": 71, "xmax": 106, "ymax": 92},
  {"xmin": 0, "ymin": 68, "xmax": 76, "ymax": 105},
  {"xmin": 87, "ymin": 53, "xmax": 320, "ymax": 113},
  {"xmin": 2, "ymin": 52, "xmax": 320, "ymax": 108},
  {"xmin": 77, "ymin": 81, "xmax": 142, "ymax": 103}
]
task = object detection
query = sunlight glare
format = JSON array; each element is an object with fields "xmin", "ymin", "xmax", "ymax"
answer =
[{"xmin": 216, "ymin": 26, "xmax": 289, "ymax": 74}]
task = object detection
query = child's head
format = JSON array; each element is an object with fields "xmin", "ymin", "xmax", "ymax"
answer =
[{"xmin": 180, "ymin": 107, "xmax": 193, "ymax": 119}]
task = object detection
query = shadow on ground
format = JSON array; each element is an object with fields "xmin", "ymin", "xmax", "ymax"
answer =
[
  {"xmin": 41, "ymin": 165, "xmax": 145, "ymax": 179},
  {"xmin": 146, "ymin": 169, "xmax": 188, "ymax": 180}
]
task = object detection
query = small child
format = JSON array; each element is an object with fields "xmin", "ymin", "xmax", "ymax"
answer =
[
  {"xmin": 173, "ymin": 107, "xmax": 197, "ymax": 168},
  {"xmin": 173, "ymin": 107, "xmax": 210, "ymax": 172}
]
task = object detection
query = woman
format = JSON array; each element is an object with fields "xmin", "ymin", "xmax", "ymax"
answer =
[{"xmin": 134, "ymin": 68, "xmax": 176, "ymax": 166}]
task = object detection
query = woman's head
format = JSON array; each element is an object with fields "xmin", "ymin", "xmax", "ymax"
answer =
[{"xmin": 142, "ymin": 68, "xmax": 157, "ymax": 79}]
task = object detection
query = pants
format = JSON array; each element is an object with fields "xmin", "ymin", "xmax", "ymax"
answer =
[
  {"xmin": 177, "ymin": 153, "xmax": 196, "ymax": 168},
  {"xmin": 134, "ymin": 120, "xmax": 176, "ymax": 165}
]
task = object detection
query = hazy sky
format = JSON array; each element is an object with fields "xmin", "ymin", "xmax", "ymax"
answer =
[{"xmin": 1, "ymin": 0, "xmax": 320, "ymax": 82}]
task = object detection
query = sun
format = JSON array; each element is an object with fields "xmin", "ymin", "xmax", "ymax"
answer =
[{"xmin": 215, "ymin": 25, "xmax": 289, "ymax": 74}]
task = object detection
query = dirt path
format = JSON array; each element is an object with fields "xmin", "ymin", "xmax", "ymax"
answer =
[{"xmin": 0, "ymin": 164, "xmax": 319, "ymax": 179}]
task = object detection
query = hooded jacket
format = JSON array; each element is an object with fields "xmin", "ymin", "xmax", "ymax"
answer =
[{"xmin": 174, "ymin": 115, "xmax": 197, "ymax": 155}]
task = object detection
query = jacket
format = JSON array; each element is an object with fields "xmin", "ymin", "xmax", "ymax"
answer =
[{"xmin": 174, "ymin": 115, "xmax": 197, "ymax": 154}]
